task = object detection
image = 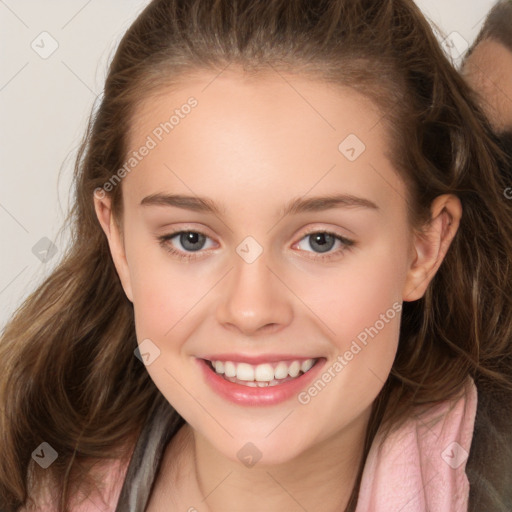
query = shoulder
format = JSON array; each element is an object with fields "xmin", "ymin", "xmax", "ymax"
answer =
[
  {"xmin": 17, "ymin": 456, "xmax": 131, "ymax": 512},
  {"xmin": 79, "ymin": 456, "xmax": 131, "ymax": 511},
  {"xmin": 356, "ymin": 377, "xmax": 477, "ymax": 512}
]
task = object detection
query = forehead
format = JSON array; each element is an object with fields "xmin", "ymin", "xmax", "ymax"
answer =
[
  {"xmin": 464, "ymin": 39, "xmax": 512, "ymax": 131},
  {"xmin": 129, "ymin": 68, "xmax": 384, "ymax": 145},
  {"xmin": 122, "ymin": 69, "xmax": 406, "ymax": 217}
]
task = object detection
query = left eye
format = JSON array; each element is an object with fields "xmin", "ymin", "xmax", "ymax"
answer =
[{"xmin": 296, "ymin": 232, "xmax": 346, "ymax": 254}]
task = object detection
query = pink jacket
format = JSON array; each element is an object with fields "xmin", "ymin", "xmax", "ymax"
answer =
[
  {"xmin": 33, "ymin": 378, "xmax": 478, "ymax": 511},
  {"xmin": 355, "ymin": 377, "xmax": 477, "ymax": 511}
]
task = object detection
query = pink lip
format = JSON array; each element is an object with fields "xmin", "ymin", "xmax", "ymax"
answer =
[{"xmin": 197, "ymin": 357, "xmax": 326, "ymax": 406}]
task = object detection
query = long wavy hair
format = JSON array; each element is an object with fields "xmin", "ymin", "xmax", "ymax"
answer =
[{"xmin": 1, "ymin": 0, "xmax": 512, "ymax": 510}]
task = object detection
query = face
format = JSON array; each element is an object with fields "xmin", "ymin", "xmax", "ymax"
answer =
[
  {"xmin": 463, "ymin": 38, "xmax": 512, "ymax": 133},
  {"xmin": 95, "ymin": 69, "xmax": 457, "ymax": 465}
]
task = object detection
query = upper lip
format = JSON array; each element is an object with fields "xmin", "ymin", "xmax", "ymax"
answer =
[{"xmin": 199, "ymin": 354, "xmax": 321, "ymax": 364}]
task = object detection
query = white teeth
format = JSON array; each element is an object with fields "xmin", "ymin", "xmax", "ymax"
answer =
[
  {"xmin": 274, "ymin": 362, "xmax": 289, "ymax": 380},
  {"xmin": 224, "ymin": 361, "xmax": 237, "ymax": 378},
  {"xmin": 236, "ymin": 362, "xmax": 255, "ymax": 381},
  {"xmin": 288, "ymin": 361, "xmax": 301, "ymax": 378},
  {"xmin": 210, "ymin": 358, "xmax": 317, "ymax": 384},
  {"xmin": 254, "ymin": 363, "xmax": 274, "ymax": 382},
  {"xmin": 301, "ymin": 359, "xmax": 314, "ymax": 373}
]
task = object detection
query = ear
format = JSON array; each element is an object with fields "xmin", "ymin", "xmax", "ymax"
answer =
[
  {"xmin": 93, "ymin": 191, "xmax": 134, "ymax": 302},
  {"xmin": 402, "ymin": 194, "xmax": 462, "ymax": 302}
]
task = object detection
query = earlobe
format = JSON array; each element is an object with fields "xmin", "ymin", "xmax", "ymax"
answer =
[
  {"xmin": 402, "ymin": 194, "xmax": 462, "ymax": 302},
  {"xmin": 93, "ymin": 194, "xmax": 134, "ymax": 303}
]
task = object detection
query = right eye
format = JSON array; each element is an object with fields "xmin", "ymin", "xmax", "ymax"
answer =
[{"xmin": 157, "ymin": 230, "xmax": 217, "ymax": 260}]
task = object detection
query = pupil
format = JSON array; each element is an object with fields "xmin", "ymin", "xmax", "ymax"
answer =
[
  {"xmin": 181, "ymin": 232, "xmax": 205, "ymax": 251},
  {"xmin": 310, "ymin": 233, "xmax": 334, "ymax": 253}
]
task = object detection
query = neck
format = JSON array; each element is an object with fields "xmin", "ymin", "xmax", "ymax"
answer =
[{"xmin": 169, "ymin": 408, "xmax": 371, "ymax": 512}]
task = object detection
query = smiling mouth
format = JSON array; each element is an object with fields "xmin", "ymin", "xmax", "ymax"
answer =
[{"xmin": 204, "ymin": 358, "xmax": 320, "ymax": 387}]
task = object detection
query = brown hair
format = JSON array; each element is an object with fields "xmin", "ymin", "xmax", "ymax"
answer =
[
  {"xmin": 469, "ymin": 0, "xmax": 512, "ymax": 54},
  {"xmin": 1, "ymin": 0, "xmax": 512, "ymax": 510}
]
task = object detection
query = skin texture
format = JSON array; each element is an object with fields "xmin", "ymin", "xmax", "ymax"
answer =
[
  {"xmin": 94, "ymin": 69, "xmax": 462, "ymax": 512},
  {"xmin": 463, "ymin": 38, "xmax": 512, "ymax": 134}
]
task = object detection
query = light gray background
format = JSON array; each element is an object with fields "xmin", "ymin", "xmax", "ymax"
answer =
[{"xmin": 0, "ymin": 0, "xmax": 497, "ymax": 329}]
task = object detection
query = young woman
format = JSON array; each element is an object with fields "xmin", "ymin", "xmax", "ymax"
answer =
[{"xmin": 1, "ymin": 0, "xmax": 512, "ymax": 511}]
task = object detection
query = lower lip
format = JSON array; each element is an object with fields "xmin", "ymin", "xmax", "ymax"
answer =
[{"xmin": 197, "ymin": 358, "xmax": 326, "ymax": 406}]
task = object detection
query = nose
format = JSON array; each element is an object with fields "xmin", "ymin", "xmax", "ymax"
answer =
[{"xmin": 215, "ymin": 251, "xmax": 294, "ymax": 336}]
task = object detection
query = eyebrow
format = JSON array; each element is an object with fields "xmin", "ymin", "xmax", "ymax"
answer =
[{"xmin": 140, "ymin": 193, "xmax": 379, "ymax": 217}]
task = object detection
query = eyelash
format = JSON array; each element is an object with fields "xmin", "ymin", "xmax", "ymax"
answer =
[{"xmin": 157, "ymin": 229, "xmax": 355, "ymax": 262}]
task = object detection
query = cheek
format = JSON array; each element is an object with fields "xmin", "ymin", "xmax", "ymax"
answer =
[
  {"xmin": 338, "ymin": 250, "xmax": 404, "ymax": 347},
  {"xmin": 291, "ymin": 236, "xmax": 407, "ymax": 406},
  {"xmin": 126, "ymin": 235, "xmax": 210, "ymax": 338},
  {"xmin": 294, "ymin": 239, "xmax": 407, "ymax": 344},
  {"xmin": 126, "ymin": 248, "xmax": 209, "ymax": 418},
  {"xmin": 292, "ymin": 249, "xmax": 404, "ymax": 435}
]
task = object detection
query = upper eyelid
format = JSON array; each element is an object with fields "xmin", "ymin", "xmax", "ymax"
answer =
[{"xmin": 299, "ymin": 227, "xmax": 354, "ymax": 241}]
